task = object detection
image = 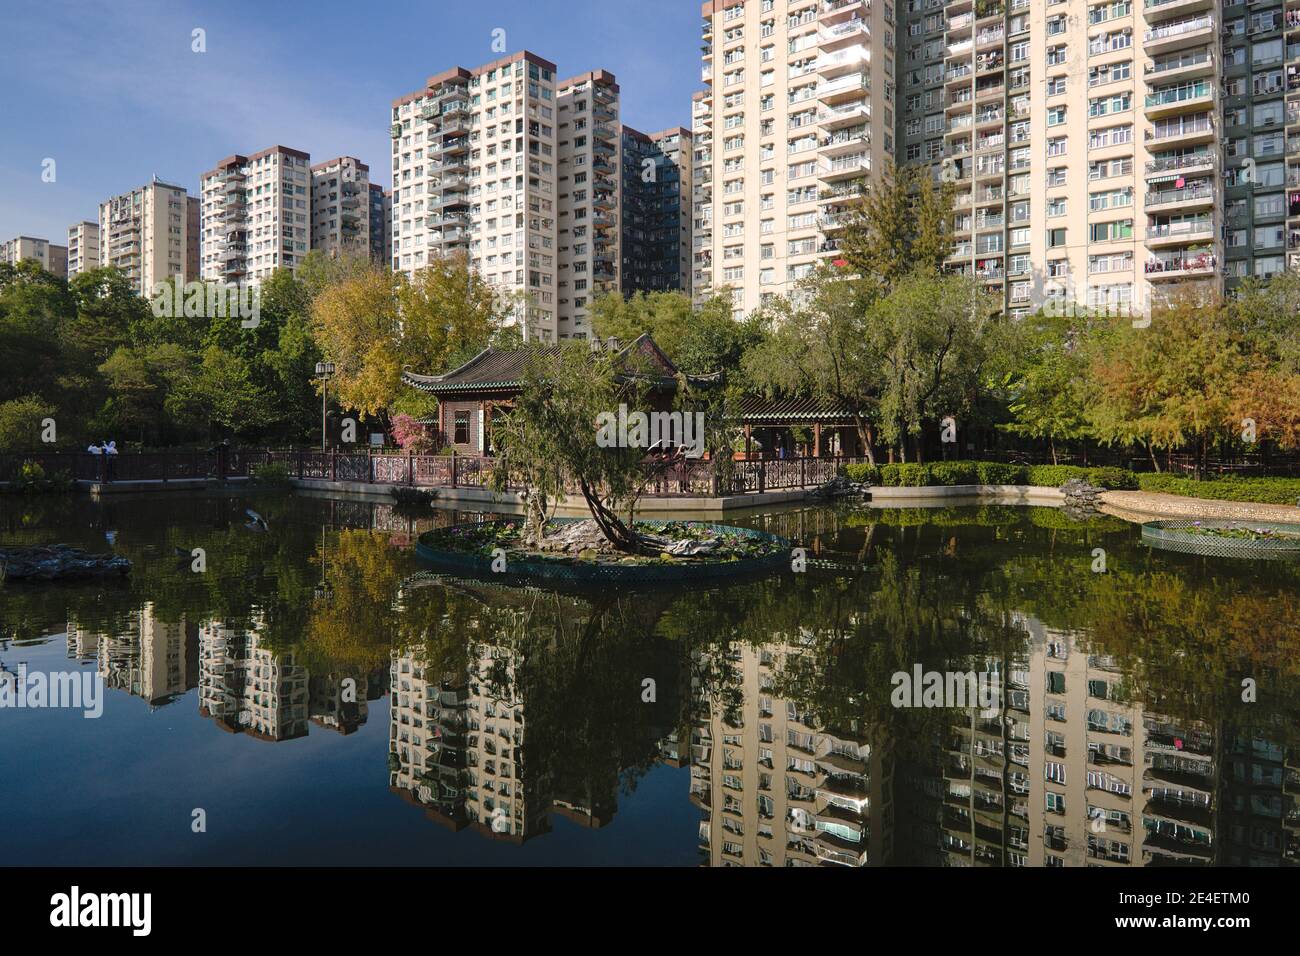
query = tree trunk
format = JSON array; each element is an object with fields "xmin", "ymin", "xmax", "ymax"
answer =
[
  {"xmin": 1148, "ymin": 442, "xmax": 1161, "ymax": 473},
  {"xmin": 1049, "ymin": 435, "xmax": 1058, "ymax": 466}
]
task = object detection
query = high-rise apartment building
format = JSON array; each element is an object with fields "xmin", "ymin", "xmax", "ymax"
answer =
[
  {"xmin": 97, "ymin": 177, "xmax": 193, "ymax": 295},
  {"xmin": 200, "ymin": 145, "xmax": 312, "ymax": 286},
  {"xmin": 622, "ymin": 125, "xmax": 695, "ymax": 295},
  {"xmin": 1, "ymin": 235, "xmax": 68, "ymax": 277},
  {"xmin": 67, "ymin": 221, "xmax": 100, "ymax": 278},
  {"xmin": 693, "ymin": 0, "xmax": 897, "ymax": 317},
  {"xmin": 310, "ymin": 156, "xmax": 371, "ymax": 258},
  {"xmin": 391, "ymin": 53, "xmax": 560, "ymax": 339},
  {"xmin": 186, "ymin": 196, "xmax": 200, "ymax": 281},
  {"xmin": 700, "ymin": 0, "xmax": 1300, "ymax": 318},
  {"xmin": 556, "ymin": 70, "xmax": 622, "ymax": 338},
  {"xmin": 368, "ymin": 182, "xmax": 388, "ymax": 263}
]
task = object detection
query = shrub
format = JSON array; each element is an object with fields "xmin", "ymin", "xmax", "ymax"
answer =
[
  {"xmin": 974, "ymin": 461, "xmax": 1027, "ymax": 485},
  {"xmin": 925, "ymin": 460, "xmax": 979, "ymax": 485},
  {"xmin": 879, "ymin": 462, "xmax": 928, "ymax": 486},
  {"xmin": 251, "ymin": 461, "xmax": 292, "ymax": 488},
  {"xmin": 842, "ymin": 462, "xmax": 880, "ymax": 484},
  {"xmin": 6, "ymin": 460, "xmax": 73, "ymax": 494},
  {"xmin": 1026, "ymin": 464, "xmax": 1087, "ymax": 487},
  {"xmin": 1137, "ymin": 473, "xmax": 1300, "ymax": 506},
  {"xmin": 1084, "ymin": 466, "xmax": 1138, "ymax": 490}
]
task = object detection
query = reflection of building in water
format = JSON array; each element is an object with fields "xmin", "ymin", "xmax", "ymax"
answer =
[
  {"xmin": 308, "ymin": 674, "xmax": 369, "ymax": 735},
  {"xmin": 69, "ymin": 605, "xmax": 198, "ymax": 709},
  {"xmin": 925, "ymin": 618, "xmax": 1219, "ymax": 866},
  {"xmin": 390, "ymin": 651, "xmax": 471, "ymax": 830},
  {"xmin": 389, "ymin": 644, "xmax": 550, "ymax": 843},
  {"xmin": 389, "ymin": 610, "xmax": 678, "ymax": 843},
  {"xmin": 690, "ymin": 642, "xmax": 893, "ymax": 867},
  {"xmin": 199, "ymin": 619, "xmax": 309, "ymax": 741},
  {"xmin": 1221, "ymin": 733, "xmax": 1292, "ymax": 866}
]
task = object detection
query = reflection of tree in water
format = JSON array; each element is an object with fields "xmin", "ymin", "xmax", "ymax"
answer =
[
  {"xmin": 15, "ymin": 493, "xmax": 1300, "ymax": 862},
  {"xmin": 392, "ymin": 577, "xmax": 693, "ymax": 838}
]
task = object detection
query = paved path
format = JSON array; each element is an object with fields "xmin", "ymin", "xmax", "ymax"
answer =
[{"xmin": 1101, "ymin": 490, "xmax": 1300, "ymax": 524}]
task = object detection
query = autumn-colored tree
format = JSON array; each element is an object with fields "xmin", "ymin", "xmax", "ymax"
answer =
[{"xmin": 1087, "ymin": 290, "xmax": 1243, "ymax": 474}]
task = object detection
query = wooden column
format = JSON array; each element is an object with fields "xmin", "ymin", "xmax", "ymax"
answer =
[{"xmin": 813, "ymin": 423, "xmax": 822, "ymax": 459}]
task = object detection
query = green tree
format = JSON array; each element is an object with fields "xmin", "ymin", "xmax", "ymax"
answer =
[
  {"xmin": 0, "ymin": 394, "xmax": 56, "ymax": 452},
  {"xmin": 743, "ymin": 268, "xmax": 884, "ymax": 463},
  {"xmin": 838, "ymin": 162, "xmax": 955, "ymax": 297},
  {"xmin": 865, "ymin": 272, "xmax": 1000, "ymax": 462},
  {"xmin": 1000, "ymin": 312, "xmax": 1090, "ymax": 463},
  {"xmin": 489, "ymin": 343, "xmax": 659, "ymax": 551},
  {"xmin": 1087, "ymin": 292, "xmax": 1242, "ymax": 474}
]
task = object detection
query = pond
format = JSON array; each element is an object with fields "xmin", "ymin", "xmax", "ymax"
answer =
[{"xmin": 2, "ymin": 491, "xmax": 1299, "ymax": 867}]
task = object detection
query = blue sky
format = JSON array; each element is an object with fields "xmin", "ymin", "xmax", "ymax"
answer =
[{"xmin": 0, "ymin": 0, "xmax": 702, "ymax": 244}]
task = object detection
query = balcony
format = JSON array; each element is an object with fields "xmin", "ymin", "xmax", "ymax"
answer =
[
  {"xmin": 1145, "ymin": 250, "xmax": 1217, "ymax": 279},
  {"xmin": 819, "ymin": 17, "xmax": 869, "ymax": 49},
  {"xmin": 1145, "ymin": 148, "xmax": 1215, "ymax": 177},
  {"xmin": 1146, "ymin": 114, "xmax": 1214, "ymax": 147},
  {"xmin": 821, "ymin": 126, "xmax": 869, "ymax": 155},
  {"xmin": 817, "ymin": 72, "xmax": 869, "ymax": 103},
  {"xmin": 1147, "ymin": 216, "xmax": 1215, "ymax": 246},
  {"xmin": 820, "ymin": 154, "xmax": 870, "ymax": 181},
  {"xmin": 821, "ymin": 0, "xmax": 868, "ymax": 21},
  {"xmin": 1144, "ymin": 80, "xmax": 1214, "ymax": 118},
  {"xmin": 1143, "ymin": 15, "xmax": 1214, "ymax": 53},
  {"xmin": 818, "ymin": 46, "xmax": 868, "ymax": 77},
  {"xmin": 1146, "ymin": 49, "xmax": 1215, "ymax": 81},
  {"xmin": 1145, "ymin": 182, "xmax": 1215, "ymax": 211},
  {"xmin": 1145, "ymin": 0, "xmax": 1213, "ymax": 14},
  {"xmin": 819, "ymin": 101, "xmax": 871, "ymax": 129}
]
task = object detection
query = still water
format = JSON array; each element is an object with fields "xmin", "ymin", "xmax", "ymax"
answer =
[{"xmin": 2, "ymin": 491, "xmax": 1299, "ymax": 867}]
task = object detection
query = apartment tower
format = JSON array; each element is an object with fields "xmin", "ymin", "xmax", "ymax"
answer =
[
  {"xmin": 391, "ymin": 52, "xmax": 562, "ymax": 340},
  {"xmin": 310, "ymin": 156, "xmax": 371, "ymax": 258},
  {"xmin": 66, "ymin": 221, "xmax": 100, "ymax": 277},
  {"xmin": 97, "ymin": 178, "xmax": 192, "ymax": 296},
  {"xmin": 622, "ymin": 125, "xmax": 695, "ymax": 295},
  {"xmin": 694, "ymin": 0, "xmax": 897, "ymax": 317},
  {"xmin": 555, "ymin": 70, "xmax": 622, "ymax": 337},
  {"xmin": 1, "ymin": 235, "xmax": 69, "ymax": 277},
  {"xmin": 199, "ymin": 145, "xmax": 312, "ymax": 286}
]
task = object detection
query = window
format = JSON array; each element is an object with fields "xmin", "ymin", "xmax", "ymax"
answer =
[{"xmin": 453, "ymin": 410, "xmax": 470, "ymax": 445}]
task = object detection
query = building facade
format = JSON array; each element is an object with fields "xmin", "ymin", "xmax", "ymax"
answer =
[
  {"xmin": 622, "ymin": 125, "xmax": 695, "ymax": 295},
  {"xmin": 369, "ymin": 182, "xmax": 389, "ymax": 263},
  {"xmin": 1, "ymin": 235, "xmax": 68, "ymax": 277},
  {"xmin": 697, "ymin": 0, "xmax": 1300, "ymax": 318},
  {"xmin": 556, "ymin": 69, "xmax": 622, "ymax": 338},
  {"xmin": 66, "ymin": 221, "xmax": 100, "ymax": 278},
  {"xmin": 97, "ymin": 177, "xmax": 192, "ymax": 295},
  {"xmin": 693, "ymin": 0, "xmax": 896, "ymax": 316},
  {"xmin": 310, "ymin": 156, "xmax": 371, "ymax": 258},
  {"xmin": 391, "ymin": 52, "xmax": 561, "ymax": 339},
  {"xmin": 200, "ymin": 145, "xmax": 312, "ymax": 286}
]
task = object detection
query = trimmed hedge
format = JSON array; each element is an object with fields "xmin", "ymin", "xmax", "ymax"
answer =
[
  {"xmin": 1137, "ymin": 473, "xmax": 1300, "ymax": 506},
  {"xmin": 841, "ymin": 460, "xmax": 1139, "ymax": 490}
]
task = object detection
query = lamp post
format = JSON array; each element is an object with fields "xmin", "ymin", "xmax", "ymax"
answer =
[{"xmin": 315, "ymin": 361, "xmax": 335, "ymax": 453}]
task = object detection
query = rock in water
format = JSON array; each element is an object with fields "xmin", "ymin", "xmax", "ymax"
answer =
[{"xmin": 0, "ymin": 545, "xmax": 132, "ymax": 582}]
